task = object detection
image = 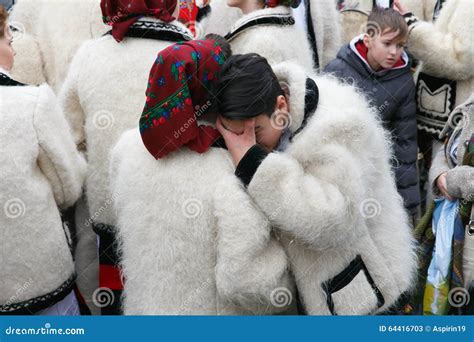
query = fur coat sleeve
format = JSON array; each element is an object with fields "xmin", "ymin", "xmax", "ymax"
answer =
[
  {"xmin": 214, "ymin": 174, "xmax": 295, "ymax": 314},
  {"xmin": 406, "ymin": 0, "xmax": 474, "ymax": 80},
  {"xmin": 245, "ymin": 142, "xmax": 366, "ymax": 251},
  {"xmin": 58, "ymin": 42, "xmax": 91, "ymax": 152},
  {"xmin": 34, "ymin": 84, "xmax": 86, "ymax": 209}
]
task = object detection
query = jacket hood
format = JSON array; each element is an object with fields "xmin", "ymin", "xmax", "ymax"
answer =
[{"xmin": 336, "ymin": 34, "xmax": 411, "ymax": 81}]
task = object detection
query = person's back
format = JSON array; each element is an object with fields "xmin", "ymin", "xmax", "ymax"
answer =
[
  {"xmin": 9, "ymin": 0, "xmax": 108, "ymax": 91},
  {"xmin": 59, "ymin": 0, "xmax": 195, "ymax": 313},
  {"xmin": 0, "ymin": 7, "xmax": 86, "ymax": 313},
  {"xmin": 325, "ymin": 7, "xmax": 420, "ymax": 219}
]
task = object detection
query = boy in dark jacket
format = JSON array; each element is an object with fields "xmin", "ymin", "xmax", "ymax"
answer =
[{"xmin": 325, "ymin": 7, "xmax": 420, "ymax": 222}]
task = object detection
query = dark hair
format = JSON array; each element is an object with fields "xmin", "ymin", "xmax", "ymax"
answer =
[
  {"xmin": 367, "ymin": 7, "xmax": 408, "ymax": 39},
  {"xmin": 0, "ymin": 6, "xmax": 8, "ymax": 39},
  {"xmin": 205, "ymin": 33, "xmax": 232, "ymax": 60},
  {"xmin": 215, "ymin": 53, "xmax": 283, "ymax": 119}
]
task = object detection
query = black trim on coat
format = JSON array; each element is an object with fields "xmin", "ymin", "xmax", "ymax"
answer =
[
  {"xmin": 93, "ymin": 223, "xmax": 121, "ymax": 267},
  {"xmin": 224, "ymin": 14, "xmax": 295, "ymax": 41},
  {"xmin": 0, "ymin": 275, "xmax": 76, "ymax": 315},
  {"xmin": 322, "ymin": 255, "xmax": 385, "ymax": 315},
  {"xmin": 290, "ymin": 77, "xmax": 319, "ymax": 140},
  {"xmin": 0, "ymin": 73, "xmax": 26, "ymax": 87},
  {"xmin": 235, "ymin": 144, "xmax": 270, "ymax": 187},
  {"xmin": 105, "ymin": 21, "xmax": 193, "ymax": 42},
  {"xmin": 305, "ymin": 0, "xmax": 320, "ymax": 69}
]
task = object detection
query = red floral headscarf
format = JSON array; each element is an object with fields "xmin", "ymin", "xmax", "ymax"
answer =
[
  {"xmin": 139, "ymin": 38, "xmax": 227, "ymax": 159},
  {"xmin": 101, "ymin": 0, "xmax": 177, "ymax": 42}
]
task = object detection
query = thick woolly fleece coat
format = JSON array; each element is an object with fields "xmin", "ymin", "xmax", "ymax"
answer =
[
  {"xmin": 60, "ymin": 18, "xmax": 193, "ymax": 230},
  {"xmin": 404, "ymin": 0, "xmax": 474, "ymax": 136},
  {"xmin": 0, "ymin": 76, "xmax": 86, "ymax": 314},
  {"xmin": 109, "ymin": 61, "xmax": 416, "ymax": 315},
  {"xmin": 110, "ymin": 128, "xmax": 295, "ymax": 315},
  {"xmin": 218, "ymin": 61, "xmax": 418, "ymax": 315},
  {"xmin": 225, "ymin": 3, "xmax": 340, "ymax": 70},
  {"xmin": 324, "ymin": 36, "xmax": 420, "ymax": 215},
  {"xmin": 9, "ymin": 0, "xmax": 107, "ymax": 91}
]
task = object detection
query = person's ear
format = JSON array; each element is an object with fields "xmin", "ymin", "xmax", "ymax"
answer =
[
  {"xmin": 363, "ymin": 33, "xmax": 371, "ymax": 49},
  {"xmin": 275, "ymin": 95, "xmax": 288, "ymax": 113}
]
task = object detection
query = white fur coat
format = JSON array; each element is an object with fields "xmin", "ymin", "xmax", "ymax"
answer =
[
  {"xmin": 110, "ymin": 130, "xmax": 295, "ymax": 315},
  {"xmin": 110, "ymin": 61, "xmax": 416, "ymax": 315},
  {"xmin": 221, "ymin": 61, "xmax": 418, "ymax": 314},
  {"xmin": 60, "ymin": 19, "xmax": 192, "ymax": 228},
  {"xmin": 408, "ymin": 0, "xmax": 474, "ymax": 111},
  {"xmin": 0, "ymin": 81, "xmax": 86, "ymax": 311},
  {"xmin": 10, "ymin": 0, "xmax": 107, "ymax": 91}
]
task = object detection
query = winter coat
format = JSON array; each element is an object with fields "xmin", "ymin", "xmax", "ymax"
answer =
[
  {"xmin": 428, "ymin": 94, "xmax": 474, "ymax": 291},
  {"xmin": 215, "ymin": 61, "xmax": 418, "ymax": 315},
  {"xmin": 324, "ymin": 36, "xmax": 420, "ymax": 215},
  {"xmin": 0, "ymin": 74, "xmax": 86, "ymax": 314},
  {"xmin": 429, "ymin": 95, "xmax": 474, "ymax": 200},
  {"xmin": 9, "ymin": 0, "xmax": 107, "ymax": 91},
  {"xmin": 109, "ymin": 61, "xmax": 417, "ymax": 315},
  {"xmin": 225, "ymin": 3, "xmax": 340, "ymax": 71},
  {"xmin": 109, "ymin": 128, "xmax": 296, "ymax": 315},
  {"xmin": 403, "ymin": 0, "xmax": 474, "ymax": 136},
  {"xmin": 202, "ymin": 0, "xmax": 243, "ymax": 37},
  {"xmin": 60, "ymin": 18, "xmax": 193, "ymax": 229}
]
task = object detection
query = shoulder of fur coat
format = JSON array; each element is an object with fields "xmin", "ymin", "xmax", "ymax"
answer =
[
  {"xmin": 0, "ymin": 83, "xmax": 83, "ymax": 307},
  {"xmin": 10, "ymin": 0, "xmax": 108, "ymax": 92},
  {"xmin": 59, "ymin": 29, "xmax": 179, "ymax": 225},
  {"xmin": 228, "ymin": 6, "xmax": 315, "ymax": 72},
  {"xmin": 242, "ymin": 61, "xmax": 417, "ymax": 314},
  {"xmin": 408, "ymin": 0, "xmax": 473, "ymax": 81},
  {"xmin": 204, "ymin": 0, "xmax": 243, "ymax": 36},
  {"xmin": 109, "ymin": 128, "xmax": 298, "ymax": 314}
]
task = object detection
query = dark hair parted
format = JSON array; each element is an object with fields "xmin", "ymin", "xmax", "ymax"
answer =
[{"xmin": 215, "ymin": 53, "xmax": 283, "ymax": 119}]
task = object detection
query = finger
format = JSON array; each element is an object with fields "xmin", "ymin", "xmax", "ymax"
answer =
[
  {"xmin": 215, "ymin": 117, "xmax": 228, "ymax": 136},
  {"xmin": 244, "ymin": 118, "xmax": 256, "ymax": 134}
]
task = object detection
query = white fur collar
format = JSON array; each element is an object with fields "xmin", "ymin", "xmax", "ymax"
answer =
[{"xmin": 272, "ymin": 61, "xmax": 308, "ymax": 134}]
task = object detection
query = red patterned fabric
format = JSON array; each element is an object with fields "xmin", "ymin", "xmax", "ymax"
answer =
[
  {"xmin": 139, "ymin": 38, "xmax": 227, "ymax": 159},
  {"xmin": 101, "ymin": 0, "xmax": 177, "ymax": 42},
  {"xmin": 265, "ymin": 0, "xmax": 301, "ymax": 8}
]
